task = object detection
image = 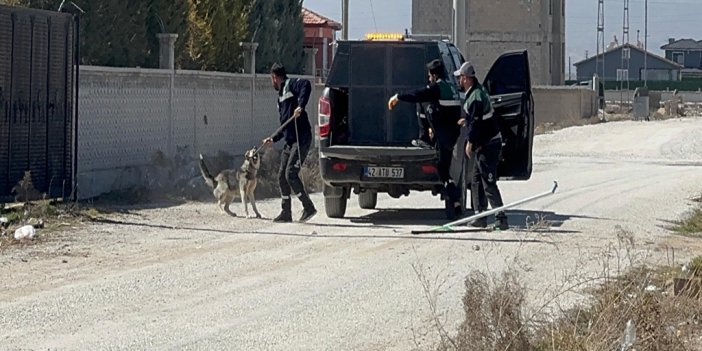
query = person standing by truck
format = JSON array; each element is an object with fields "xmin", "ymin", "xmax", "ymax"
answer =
[
  {"xmin": 454, "ymin": 62, "xmax": 508, "ymax": 230},
  {"xmin": 263, "ymin": 63, "xmax": 317, "ymax": 223},
  {"xmin": 387, "ymin": 59, "xmax": 463, "ymax": 220}
]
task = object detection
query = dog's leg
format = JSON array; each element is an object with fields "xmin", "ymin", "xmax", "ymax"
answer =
[
  {"xmin": 224, "ymin": 201, "xmax": 237, "ymax": 217},
  {"xmin": 241, "ymin": 188, "xmax": 251, "ymax": 218},
  {"xmin": 249, "ymin": 192, "xmax": 262, "ymax": 218}
]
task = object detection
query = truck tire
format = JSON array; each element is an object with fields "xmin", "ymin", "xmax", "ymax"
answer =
[
  {"xmin": 325, "ymin": 193, "xmax": 348, "ymax": 218},
  {"xmin": 358, "ymin": 191, "xmax": 378, "ymax": 209}
]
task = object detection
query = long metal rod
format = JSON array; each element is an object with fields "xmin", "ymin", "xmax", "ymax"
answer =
[
  {"xmin": 427, "ymin": 181, "xmax": 559, "ymax": 232},
  {"xmin": 254, "ymin": 114, "xmax": 298, "ymax": 154}
]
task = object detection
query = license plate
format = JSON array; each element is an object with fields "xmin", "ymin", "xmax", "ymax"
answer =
[{"xmin": 364, "ymin": 166, "xmax": 404, "ymax": 179}]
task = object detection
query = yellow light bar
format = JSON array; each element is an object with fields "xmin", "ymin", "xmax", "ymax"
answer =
[{"xmin": 364, "ymin": 32, "xmax": 405, "ymax": 41}]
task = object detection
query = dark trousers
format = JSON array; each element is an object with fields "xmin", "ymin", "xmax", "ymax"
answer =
[
  {"xmin": 471, "ymin": 139, "xmax": 505, "ymax": 213},
  {"xmin": 278, "ymin": 140, "xmax": 311, "ymax": 199},
  {"xmin": 418, "ymin": 115, "xmax": 433, "ymax": 144},
  {"xmin": 279, "ymin": 137, "xmax": 314, "ymax": 212}
]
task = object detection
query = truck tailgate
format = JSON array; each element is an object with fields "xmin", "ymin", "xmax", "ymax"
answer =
[{"xmin": 321, "ymin": 146, "xmax": 437, "ymax": 162}]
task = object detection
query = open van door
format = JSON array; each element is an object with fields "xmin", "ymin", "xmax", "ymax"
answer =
[{"xmin": 483, "ymin": 50, "xmax": 534, "ymax": 180}]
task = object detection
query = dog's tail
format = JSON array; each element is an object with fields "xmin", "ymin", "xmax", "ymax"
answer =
[{"xmin": 198, "ymin": 154, "xmax": 217, "ymax": 189}]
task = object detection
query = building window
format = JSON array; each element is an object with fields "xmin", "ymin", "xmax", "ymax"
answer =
[
  {"xmin": 672, "ymin": 52, "xmax": 685, "ymax": 65},
  {"xmin": 622, "ymin": 48, "xmax": 631, "ymax": 59},
  {"xmin": 616, "ymin": 69, "xmax": 629, "ymax": 81},
  {"xmin": 549, "ymin": 0, "xmax": 553, "ymax": 15},
  {"xmin": 562, "ymin": 0, "xmax": 565, "ymax": 17}
]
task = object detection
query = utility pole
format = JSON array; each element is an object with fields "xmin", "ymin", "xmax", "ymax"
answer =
[
  {"xmin": 621, "ymin": 0, "xmax": 630, "ymax": 108},
  {"xmin": 453, "ymin": 0, "xmax": 467, "ymax": 56},
  {"xmin": 644, "ymin": 0, "xmax": 648, "ymax": 87},
  {"xmin": 341, "ymin": 0, "xmax": 349, "ymax": 40},
  {"xmin": 596, "ymin": 0, "xmax": 606, "ymax": 120}
]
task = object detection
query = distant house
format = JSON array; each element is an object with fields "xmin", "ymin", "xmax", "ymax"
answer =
[
  {"xmin": 302, "ymin": 7, "xmax": 342, "ymax": 81},
  {"xmin": 662, "ymin": 38, "xmax": 702, "ymax": 68},
  {"xmin": 661, "ymin": 38, "xmax": 702, "ymax": 79},
  {"xmin": 574, "ymin": 44, "xmax": 683, "ymax": 81}
]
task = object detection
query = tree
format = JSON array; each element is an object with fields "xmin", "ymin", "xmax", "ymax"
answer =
[
  {"xmin": 248, "ymin": 0, "xmax": 304, "ymax": 74},
  {"xmin": 185, "ymin": 0, "xmax": 250, "ymax": 72}
]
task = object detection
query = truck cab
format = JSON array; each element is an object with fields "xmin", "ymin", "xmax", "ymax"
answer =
[{"xmin": 317, "ymin": 36, "xmax": 534, "ymax": 218}]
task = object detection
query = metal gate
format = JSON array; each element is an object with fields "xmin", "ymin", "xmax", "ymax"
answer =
[{"xmin": 0, "ymin": 5, "xmax": 76, "ymax": 202}]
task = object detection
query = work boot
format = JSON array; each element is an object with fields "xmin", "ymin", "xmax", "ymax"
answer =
[
  {"xmin": 273, "ymin": 211, "xmax": 292, "ymax": 223},
  {"xmin": 444, "ymin": 182, "xmax": 461, "ymax": 220},
  {"xmin": 411, "ymin": 139, "xmax": 433, "ymax": 149},
  {"xmin": 494, "ymin": 212, "xmax": 509, "ymax": 231},
  {"xmin": 297, "ymin": 193, "xmax": 317, "ymax": 223},
  {"xmin": 274, "ymin": 198, "xmax": 293, "ymax": 223},
  {"xmin": 469, "ymin": 215, "xmax": 488, "ymax": 229},
  {"xmin": 299, "ymin": 208, "xmax": 317, "ymax": 223}
]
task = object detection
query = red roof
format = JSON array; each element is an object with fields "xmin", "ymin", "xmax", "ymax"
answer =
[{"xmin": 302, "ymin": 7, "xmax": 342, "ymax": 30}]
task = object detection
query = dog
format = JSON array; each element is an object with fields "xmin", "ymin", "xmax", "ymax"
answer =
[{"xmin": 198, "ymin": 147, "xmax": 262, "ymax": 218}]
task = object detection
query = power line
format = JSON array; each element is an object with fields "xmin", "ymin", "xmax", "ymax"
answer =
[{"xmin": 368, "ymin": 0, "xmax": 378, "ymax": 32}]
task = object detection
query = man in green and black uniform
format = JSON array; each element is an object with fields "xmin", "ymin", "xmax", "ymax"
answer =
[
  {"xmin": 387, "ymin": 59, "xmax": 463, "ymax": 220},
  {"xmin": 454, "ymin": 62, "xmax": 508, "ymax": 230}
]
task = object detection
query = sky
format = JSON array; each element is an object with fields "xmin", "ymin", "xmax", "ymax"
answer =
[{"xmin": 302, "ymin": 0, "xmax": 702, "ymax": 74}]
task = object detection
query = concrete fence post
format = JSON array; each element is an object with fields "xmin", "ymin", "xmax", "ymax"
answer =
[{"xmin": 157, "ymin": 33, "xmax": 178, "ymax": 157}]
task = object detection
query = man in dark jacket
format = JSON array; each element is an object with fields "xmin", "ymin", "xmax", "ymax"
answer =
[
  {"xmin": 454, "ymin": 62, "xmax": 508, "ymax": 230},
  {"xmin": 388, "ymin": 59, "xmax": 463, "ymax": 220},
  {"xmin": 263, "ymin": 63, "xmax": 317, "ymax": 223}
]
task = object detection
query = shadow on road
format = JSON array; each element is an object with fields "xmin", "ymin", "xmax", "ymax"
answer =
[{"xmin": 347, "ymin": 208, "xmax": 603, "ymax": 233}]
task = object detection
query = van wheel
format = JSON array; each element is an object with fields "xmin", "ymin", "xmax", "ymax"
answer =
[
  {"xmin": 325, "ymin": 191, "xmax": 348, "ymax": 218},
  {"xmin": 358, "ymin": 191, "xmax": 378, "ymax": 209}
]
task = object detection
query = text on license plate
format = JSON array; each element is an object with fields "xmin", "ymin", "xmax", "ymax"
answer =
[{"xmin": 364, "ymin": 166, "xmax": 404, "ymax": 179}]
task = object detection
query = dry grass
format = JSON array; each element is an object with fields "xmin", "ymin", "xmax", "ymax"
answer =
[
  {"xmin": 670, "ymin": 195, "xmax": 702, "ymax": 237},
  {"xmin": 426, "ymin": 263, "xmax": 702, "ymax": 351},
  {"xmin": 416, "ymin": 225, "xmax": 702, "ymax": 351},
  {"xmin": 0, "ymin": 199, "xmax": 104, "ymax": 251},
  {"xmin": 532, "ymin": 265, "xmax": 702, "ymax": 351}
]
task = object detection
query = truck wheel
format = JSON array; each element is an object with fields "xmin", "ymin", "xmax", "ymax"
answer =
[
  {"xmin": 325, "ymin": 191, "xmax": 348, "ymax": 218},
  {"xmin": 358, "ymin": 191, "xmax": 378, "ymax": 209}
]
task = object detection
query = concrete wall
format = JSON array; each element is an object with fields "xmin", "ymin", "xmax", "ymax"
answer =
[
  {"xmin": 533, "ymin": 86, "xmax": 598, "ymax": 124},
  {"xmin": 77, "ymin": 66, "xmax": 321, "ymax": 199},
  {"xmin": 411, "ymin": 0, "xmax": 565, "ymax": 86}
]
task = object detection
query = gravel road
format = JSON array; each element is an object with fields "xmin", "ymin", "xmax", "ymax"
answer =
[{"xmin": 2, "ymin": 117, "xmax": 702, "ymax": 351}]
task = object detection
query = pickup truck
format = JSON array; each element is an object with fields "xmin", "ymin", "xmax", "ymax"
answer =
[{"xmin": 317, "ymin": 38, "xmax": 534, "ymax": 218}]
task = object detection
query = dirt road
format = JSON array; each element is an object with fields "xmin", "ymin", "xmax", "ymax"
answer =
[{"xmin": 2, "ymin": 118, "xmax": 702, "ymax": 350}]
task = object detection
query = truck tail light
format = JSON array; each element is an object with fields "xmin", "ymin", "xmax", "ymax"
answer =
[
  {"xmin": 421, "ymin": 164, "xmax": 437, "ymax": 174},
  {"xmin": 319, "ymin": 96, "xmax": 332, "ymax": 138},
  {"xmin": 332, "ymin": 162, "xmax": 347, "ymax": 172}
]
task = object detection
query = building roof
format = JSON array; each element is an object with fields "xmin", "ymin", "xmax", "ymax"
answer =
[
  {"xmin": 302, "ymin": 7, "xmax": 342, "ymax": 30},
  {"xmin": 661, "ymin": 39, "xmax": 702, "ymax": 51},
  {"xmin": 573, "ymin": 43, "xmax": 684, "ymax": 68}
]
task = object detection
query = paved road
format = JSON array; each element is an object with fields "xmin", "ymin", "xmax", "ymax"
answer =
[{"xmin": 2, "ymin": 118, "xmax": 702, "ymax": 350}]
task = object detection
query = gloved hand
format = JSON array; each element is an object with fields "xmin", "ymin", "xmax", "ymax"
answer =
[
  {"xmin": 465, "ymin": 142, "xmax": 473, "ymax": 158},
  {"xmin": 387, "ymin": 94, "xmax": 399, "ymax": 110},
  {"xmin": 293, "ymin": 107, "xmax": 303, "ymax": 118}
]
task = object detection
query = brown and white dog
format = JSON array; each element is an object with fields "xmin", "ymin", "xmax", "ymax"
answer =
[{"xmin": 198, "ymin": 147, "xmax": 262, "ymax": 218}]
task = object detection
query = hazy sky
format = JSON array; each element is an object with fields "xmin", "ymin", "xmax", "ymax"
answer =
[{"xmin": 303, "ymin": 0, "xmax": 702, "ymax": 71}]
